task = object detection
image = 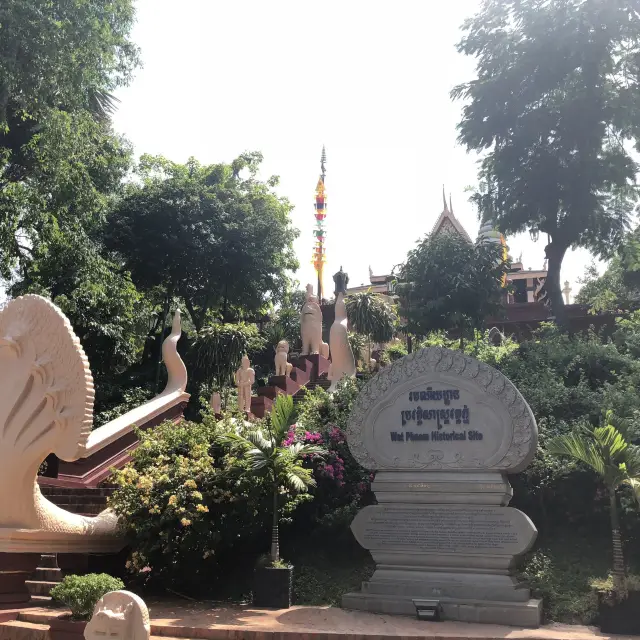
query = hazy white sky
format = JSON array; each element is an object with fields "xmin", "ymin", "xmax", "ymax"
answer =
[{"xmin": 112, "ymin": 0, "xmax": 597, "ymax": 298}]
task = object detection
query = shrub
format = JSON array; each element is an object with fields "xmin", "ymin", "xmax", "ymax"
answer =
[
  {"xmin": 50, "ymin": 574, "xmax": 125, "ymax": 621},
  {"xmin": 109, "ymin": 413, "xmax": 310, "ymax": 593}
]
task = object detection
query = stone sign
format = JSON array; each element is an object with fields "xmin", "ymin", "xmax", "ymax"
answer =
[
  {"xmin": 343, "ymin": 347, "xmax": 541, "ymax": 627},
  {"xmin": 347, "ymin": 348, "xmax": 536, "ymax": 473}
]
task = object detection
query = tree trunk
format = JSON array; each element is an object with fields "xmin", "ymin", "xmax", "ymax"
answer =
[
  {"xmin": 270, "ymin": 482, "xmax": 279, "ymax": 563},
  {"xmin": 609, "ymin": 487, "xmax": 625, "ymax": 591},
  {"xmin": 545, "ymin": 241, "xmax": 568, "ymax": 327}
]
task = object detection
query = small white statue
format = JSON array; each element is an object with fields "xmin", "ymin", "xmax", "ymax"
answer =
[
  {"xmin": 274, "ymin": 340, "xmax": 290, "ymax": 376},
  {"xmin": 369, "ymin": 358, "xmax": 378, "ymax": 372},
  {"xmin": 84, "ymin": 590, "xmax": 150, "ymax": 640},
  {"xmin": 320, "ymin": 341, "xmax": 330, "ymax": 359},
  {"xmin": 286, "ymin": 362, "xmax": 293, "ymax": 377},
  {"xmin": 328, "ymin": 268, "xmax": 356, "ymax": 392},
  {"xmin": 300, "ymin": 284, "xmax": 323, "ymax": 355},
  {"xmin": 210, "ymin": 391, "xmax": 222, "ymax": 414},
  {"xmin": 235, "ymin": 355, "xmax": 255, "ymax": 413}
]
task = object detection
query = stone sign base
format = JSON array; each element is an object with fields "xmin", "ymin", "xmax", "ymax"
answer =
[{"xmin": 342, "ymin": 590, "xmax": 542, "ymax": 627}]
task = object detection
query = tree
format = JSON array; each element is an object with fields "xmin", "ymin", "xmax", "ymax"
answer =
[
  {"xmin": 104, "ymin": 153, "xmax": 299, "ymax": 331},
  {"xmin": 220, "ymin": 395, "xmax": 324, "ymax": 563},
  {"xmin": 0, "ymin": 0, "xmax": 139, "ymax": 276},
  {"xmin": 453, "ymin": 0, "xmax": 640, "ymax": 324},
  {"xmin": 397, "ymin": 232, "xmax": 507, "ymax": 347},
  {"xmin": 547, "ymin": 414, "xmax": 640, "ymax": 590},
  {"xmin": 10, "ymin": 227, "xmax": 149, "ymax": 382},
  {"xmin": 344, "ymin": 291, "xmax": 397, "ymax": 362}
]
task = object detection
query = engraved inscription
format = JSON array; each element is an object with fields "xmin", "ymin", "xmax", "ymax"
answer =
[{"xmin": 354, "ymin": 505, "xmax": 536, "ymax": 555}]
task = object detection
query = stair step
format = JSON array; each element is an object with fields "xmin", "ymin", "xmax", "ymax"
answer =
[
  {"xmin": 33, "ymin": 567, "xmax": 61, "ymax": 581},
  {"xmin": 39, "ymin": 554, "xmax": 58, "ymax": 569},
  {"xmin": 0, "ymin": 620, "xmax": 49, "ymax": 640},
  {"xmin": 25, "ymin": 580, "xmax": 58, "ymax": 597}
]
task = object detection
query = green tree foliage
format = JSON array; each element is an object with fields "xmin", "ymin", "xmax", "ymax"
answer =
[
  {"xmin": 344, "ymin": 291, "xmax": 397, "ymax": 361},
  {"xmin": 578, "ymin": 227, "xmax": 640, "ymax": 313},
  {"xmin": 104, "ymin": 153, "xmax": 299, "ymax": 331},
  {"xmin": 219, "ymin": 395, "xmax": 324, "ymax": 563},
  {"xmin": 453, "ymin": 0, "xmax": 640, "ymax": 323},
  {"xmin": 11, "ymin": 227, "xmax": 148, "ymax": 382},
  {"xmin": 548, "ymin": 415, "xmax": 640, "ymax": 590},
  {"xmin": 398, "ymin": 233, "xmax": 507, "ymax": 345},
  {"xmin": 0, "ymin": 0, "xmax": 139, "ymax": 276}
]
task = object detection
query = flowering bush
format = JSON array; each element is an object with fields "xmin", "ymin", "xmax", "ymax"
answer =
[{"xmin": 109, "ymin": 414, "xmax": 309, "ymax": 592}]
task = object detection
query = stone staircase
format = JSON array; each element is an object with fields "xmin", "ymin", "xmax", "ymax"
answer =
[
  {"xmin": 251, "ymin": 354, "xmax": 331, "ymax": 417},
  {"xmin": 26, "ymin": 488, "xmax": 113, "ymax": 597}
]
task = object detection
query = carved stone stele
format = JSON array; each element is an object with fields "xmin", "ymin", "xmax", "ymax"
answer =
[
  {"xmin": 85, "ymin": 590, "xmax": 150, "ymax": 640},
  {"xmin": 343, "ymin": 347, "xmax": 541, "ymax": 626},
  {"xmin": 346, "ymin": 346, "xmax": 537, "ymax": 473}
]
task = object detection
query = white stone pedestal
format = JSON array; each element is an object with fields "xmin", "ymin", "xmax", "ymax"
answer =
[{"xmin": 342, "ymin": 472, "xmax": 541, "ymax": 626}]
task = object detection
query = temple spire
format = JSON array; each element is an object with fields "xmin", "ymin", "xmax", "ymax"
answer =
[
  {"xmin": 449, "ymin": 193, "xmax": 453, "ymax": 215},
  {"xmin": 442, "ymin": 185, "xmax": 448, "ymax": 212}
]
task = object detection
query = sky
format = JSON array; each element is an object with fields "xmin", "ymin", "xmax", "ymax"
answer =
[{"xmin": 111, "ymin": 0, "xmax": 598, "ymax": 299}]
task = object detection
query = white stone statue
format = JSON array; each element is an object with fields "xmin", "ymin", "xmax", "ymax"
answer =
[
  {"xmin": 369, "ymin": 358, "xmax": 378, "ymax": 372},
  {"xmin": 286, "ymin": 362, "xmax": 293, "ymax": 377},
  {"xmin": 0, "ymin": 295, "xmax": 120, "ymax": 548},
  {"xmin": 235, "ymin": 355, "xmax": 255, "ymax": 413},
  {"xmin": 300, "ymin": 284, "xmax": 323, "ymax": 355},
  {"xmin": 328, "ymin": 268, "xmax": 356, "ymax": 392},
  {"xmin": 320, "ymin": 341, "xmax": 330, "ymax": 359},
  {"xmin": 210, "ymin": 391, "xmax": 222, "ymax": 414},
  {"xmin": 274, "ymin": 340, "xmax": 290, "ymax": 376},
  {"xmin": 85, "ymin": 590, "xmax": 150, "ymax": 640}
]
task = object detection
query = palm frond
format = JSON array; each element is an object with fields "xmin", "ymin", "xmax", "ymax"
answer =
[
  {"xmin": 547, "ymin": 432, "xmax": 606, "ymax": 476},
  {"xmin": 593, "ymin": 425, "xmax": 629, "ymax": 461},
  {"xmin": 286, "ymin": 465, "xmax": 316, "ymax": 492},
  {"xmin": 244, "ymin": 429, "xmax": 273, "ymax": 453},
  {"xmin": 271, "ymin": 394, "xmax": 294, "ymax": 442},
  {"xmin": 625, "ymin": 477, "xmax": 640, "ymax": 505}
]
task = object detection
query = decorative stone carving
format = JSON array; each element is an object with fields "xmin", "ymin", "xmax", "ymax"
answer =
[
  {"xmin": 160, "ymin": 309, "xmax": 187, "ymax": 396},
  {"xmin": 85, "ymin": 590, "xmax": 150, "ymax": 640},
  {"xmin": 0, "ymin": 295, "xmax": 121, "ymax": 552},
  {"xmin": 346, "ymin": 346, "xmax": 537, "ymax": 473},
  {"xmin": 300, "ymin": 284, "xmax": 322, "ymax": 355},
  {"xmin": 210, "ymin": 391, "xmax": 222, "ymax": 415},
  {"xmin": 274, "ymin": 340, "xmax": 290, "ymax": 376},
  {"xmin": 319, "ymin": 341, "xmax": 330, "ymax": 359},
  {"xmin": 343, "ymin": 346, "xmax": 541, "ymax": 626},
  {"xmin": 235, "ymin": 355, "xmax": 255, "ymax": 413},
  {"xmin": 328, "ymin": 268, "xmax": 356, "ymax": 392}
]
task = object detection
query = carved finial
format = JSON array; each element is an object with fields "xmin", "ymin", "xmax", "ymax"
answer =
[
  {"xmin": 442, "ymin": 185, "xmax": 448, "ymax": 212},
  {"xmin": 161, "ymin": 310, "xmax": 187, "ymax": 395},
  {"xmin": 320, "ymin": 145, "xmax": 327, "ymax": 178},
  {"xmin": 449, "ymin": 193, "xmax": 453, "ymax": 214}
]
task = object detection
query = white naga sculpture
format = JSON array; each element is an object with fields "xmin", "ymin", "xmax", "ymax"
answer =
[
  {"xmin": 235, "ymin": 355, "xmax": 255, "ymax": 413},
  {"xmin": 274, "ymin": 340, "xmax": 290, "ymax": 376},
  {"xmin": 0, "ymin": 295, "xmax": 188, "ymax": 553},
  {"xmin": 85, "ymin": 590, "xmax": 150, "ymax": 640},
  {"xmin": 300, "ymin": 284, "xmax": 323, "ymax": 355},
  {"xmin": 328, "ymin": 268, "xmax": 356, "ymax": 392}
]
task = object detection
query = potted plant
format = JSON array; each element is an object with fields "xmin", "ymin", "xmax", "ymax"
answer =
[
  {"xmin": 220, "ymin": 394, "xmax": 325, "ymax": 608},
  {"xmin": 548, "ymin": 412, "xmax": 640, "ymax": 634},
  {"xmin": 49, "ymin": 573, "xmax": 125, "ymax": 640}
]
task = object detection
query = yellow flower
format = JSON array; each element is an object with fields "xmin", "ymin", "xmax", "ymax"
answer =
[
  {"xmin": 196, "ymin": 504, "xmax": 209, "ymax": 513},
  {"xmin": 167, "ymin": 495, "xmax": 178, "ymax": 507},
  {"xmin": 183, "ymin": 479, "xmax": 197, "ymax": 490},
  {"xmin": 192, "ymin": 491, "xmax": 203, "ymax": 501},
  {"xmin": 180, "ymin": 518, "xmax": 192, "ymax": 527}
]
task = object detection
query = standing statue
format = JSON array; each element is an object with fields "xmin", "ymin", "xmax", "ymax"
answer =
[
  {"xmin": 328, "ymin": 267, "xmax": 356, "ymax": 392},
  {"xmin": 274, "ymin": 340, "xmax": 290, "ymax": 376},
  {"xmin": 300, "ymin": 283, "xmax": 323, "ymax": 355},
  {"xmin": 210, "ymin": 391, "xmax": 222, "ymax": 415},
  {"xmin": 234, "ymin": 355, "xmax": 255, "ymax": 413},
  {"xmin": 320, "ymin": 341, "xmax": 330, "ymax": 359}
]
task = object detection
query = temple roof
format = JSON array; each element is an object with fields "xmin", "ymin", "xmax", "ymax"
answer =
[{"xmin": 430, "ymin": 187, "xmax": 472, "ymax": 243}]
